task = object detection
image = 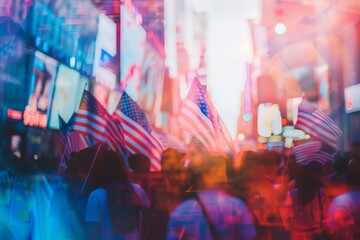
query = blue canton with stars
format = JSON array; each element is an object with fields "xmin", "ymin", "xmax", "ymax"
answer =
[
  {"xmin": 120, "ymin": 92, "xmax": 152, "ymax": 133},
  {"xmin": 188, "ymin": 78, "xmax": 224, "ymax": 137},
  {"xmin": 79, "ymin": 90, "xmax": 108, "ymax": 116}
]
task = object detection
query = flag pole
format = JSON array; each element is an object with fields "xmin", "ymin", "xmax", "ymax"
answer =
[{"xmin": 82, "ymin": 144, "xmax": 102, "ymax": 192}]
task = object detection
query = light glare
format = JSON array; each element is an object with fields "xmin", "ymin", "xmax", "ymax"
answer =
[{"xmin": 275, "ymin": 23, "xmax": 287, "ymax": 35}]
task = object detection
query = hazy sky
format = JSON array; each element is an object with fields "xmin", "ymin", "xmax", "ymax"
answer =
[{"xmin": 206, "ymin": 0, "xmax": 260, "ymax": 138}]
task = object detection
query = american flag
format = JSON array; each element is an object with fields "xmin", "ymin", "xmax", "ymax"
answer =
[
  {"xmin": 153, "ymin": 129, "xmax": 186, "ymax": 153},
  {"xmin": 72, "ymin": 90, "xmax": 127, "ymax": 158},
  {"xmin": 58, "ymin": 114, "xmax": 68, "ymax": 150},
  {"xmin": 292, "ymin": 140, "xmax": 332, "ymax": 166},
  {"xmin": 177, "ymin": 77, "xmax": 234, "ymax": 152},
  {"xmin": 295, "ymin": 99, "xmax": 342, "ymax": 151},
  {"xmin": 58, "ymin": 114, "xmax": 92, "ymax": 170},
  {"xmin": 113, "ymin": 92, "xmax": 164, "ymax": 171}
]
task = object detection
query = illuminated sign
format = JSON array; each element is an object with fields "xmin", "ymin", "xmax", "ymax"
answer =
[
  {"xmin": 24, "ymin": 51, "xmax": 58, "ymax": 128},
  {"xmin": 48, "ymin": 65, "xmax": 86, "ymax": 130},
  {"xmin": 345, "ymin": 84, "xmax": 360, "ymax": 113},
  {"xmin": 31, "ymin": 0, "xmax": 97, "ymax": 68},
  {"xmin": 7, "ymin": 109, "xmax": 22, "ymax": 120},
  {"xmin": 93, "ymin": 13, "xmax": 116, "ymax": 77},
  {"xmin": 23, "ymin": 106, "xmax": 47, "ymax": 128},
  {"xmin": 120, "ymin": 5, "xmax": 146, "ymax": 100}
]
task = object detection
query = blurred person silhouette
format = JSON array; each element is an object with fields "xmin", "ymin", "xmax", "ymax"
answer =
[
  {"xmin": 165, "ymin": 151, "xmax": 256, "ymax": 240},
  {"xmin": 348, "ymin": 141, "xmax": 360, "ymax": 160},
  {"xmin": 232, "ymin": 150, "xmax": 259, "ymax": 201},
  {"xmin": 244, "ymin": 150, "xmax": 287, "ymax": 240},
  {"xmin": 127, "ymin": 152, "xmax": 177, "ymax": 240},
  {"xmin": 324, "ymin": 152, "xmax": 349, "ymax": 200},
  {"xmin": 82, "ymin": 146, "xmax": 150, "ymax": 240},
  {"xmin": 150, "ymin": 148, "xmax": 188, "ymax": 238},
  {"xmin": 280, "ymin": 141, "xmax": 330, "ymax": 240},
  {"xmin": 326, "ymin": 155, "xmax": 360, "ymax": 240},
  {"xmin": 50, "ymin": 152, "xmax": 87, "ymax": 240},
  {"xmin": 161, "ymin": 148, "xmax": 186, "ymax": 188},
  {"xmin": 161, "ymin": 147, "xmax": 188, "ymax": 199},
  {"xmin": 185, "ymin": 136, "xmax": 208, "ymax": 194}
]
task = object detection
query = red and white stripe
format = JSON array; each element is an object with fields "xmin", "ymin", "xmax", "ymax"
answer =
[
  {"xmin": 114, "ymin": 110, "xmax": 164, "ymax": 171},
  {"xmin": 73, "ymin": 109, "xmax": 127, "ymax": 157},
  {"xmin": 178, "ymin": 99, "xmax": 217, "ymax": 150},
  {"xmin": 295, "ymin": 99, "xmax": 342, "ymax": 151},
  {"xmin": 154, "ymin": 130, "xmax": 186, "ymax": 153},
  {"xmin": 292, "ymin": 141, "xmax": 332, "ymax": 166},
  {"xmin": 63, "ymin": 133, "xmax": 91, "ymax": 159}
]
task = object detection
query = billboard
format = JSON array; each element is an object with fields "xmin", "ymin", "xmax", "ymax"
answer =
[
  {"xmin": 93, "ymin": 13, "xmax": 117, "ymax": 89},
  {"xmin": 23, "ymin": 51, "xmax": 58, "ymax": 129},
  {"xmin": 120, "ymin": 5, "xmax": 146, "ymax": 100},
  {"xmin": 345, "ymin": 83, "xmax": 360, "ymax": 113},
  {"xmin": 48, "ymin": 65, "xmax": 88, "ymax": 129}
]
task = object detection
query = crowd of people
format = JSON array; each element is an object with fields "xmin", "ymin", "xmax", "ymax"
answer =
[
  {"xmin": 0, "ymin": 139, "xmax": 360, "ymax": 239},
  {"xmin": 46, "ymin": 138, "xmax": 360, "ymax": 240},
  {"xmin": 0, "ymin": 101, "xmax": 359, "ymax": 240}
]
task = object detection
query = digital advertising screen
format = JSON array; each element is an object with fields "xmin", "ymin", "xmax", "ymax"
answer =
[
  {"xmin": 48, "ymin": 64, "xmax": 87, "ymax": 130},
  {"xmin": 23, "ymin": 51, "xmax": 58, "ymax": 129},
  {"xmin": 120, "ymin": 5, "xmax": 146, "ymax": 101},
  {"xmin": 93, "ymin": 13, "xmax": 117, "ymax": 89}
]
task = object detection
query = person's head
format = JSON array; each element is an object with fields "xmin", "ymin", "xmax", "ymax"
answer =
[
  {"xmin": 259, "ymin": 150, "xmax": 281, "ymax": 177},
  {"xmin": 348, "ymin": 142, "xmax": 360, "ymax": 164},
  {"xmin": 188, "ymin": 150, "xmax": 229, "ymax": 188},
  {"xmin": 74, "ymin": 145, "xmax": 107, "ymax": 189},
  {"xmin": 186, "ymin": 136, "xmax": 207, "ymax": 172},
  {"xmin": 346, "ymin": 156, "xmax": 360, "ymax": 187},
  {"xmin": 105, "ymin": 149, "xmax": 130, "ymax": 183},
  {"xmin": 234, "ymin": 150, "xmax": 261, "ymax": 183},
  {"xmin": 233, "ymin": 150, "xmax": 258, "ymax": 172},
  {"xmin": 128, "ymin": 154, "xmax": 150, "ymax": 173},
  {"xmin": 161, "ymin": 148, "xmax": 185, "ymax": 173},
  {"xmin": 332, "ymin": 151, "xmax": 349, "ymax": 174},
  {"xmin": 200, "ymin": 152, "xmax": 229, "ymax": 188}
]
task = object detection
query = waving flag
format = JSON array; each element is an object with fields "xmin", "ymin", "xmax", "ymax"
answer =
[
  {"xmin": 295, "ymin": 99, "xmax": 342, "ymax": 151},
  {"xmin": 177, "ymin": 77, "xmax": 234, "ymax": 152},
  {"xmin": 58, "ymin": 115, "xmax": 68, "ymax": 150},
  {"xmin": 113, "ymin": 92, "xmax": 164, "ymax": 171},
  {"xmin": 292, "ymin": 140, "xmax": 332, "ymax": 166},
  {"xmin": 58, "ymin": 114, "xmax": 92, "ymax": 170},
  {"xmin": 153, "ymin": 129, "xmax": 186, "ymax": 153},
  {"xmin": 72, "ymin": 90, "xmax": 127, "ymax": 158}
]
